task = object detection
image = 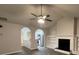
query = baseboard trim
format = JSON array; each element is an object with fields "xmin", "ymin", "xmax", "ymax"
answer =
[
  {"xmin": 1, "ymin": 50, "xmax": 22, "ymax": 55},
  {"xmin": 45, "ymin": 46, "xmax": 55, "ymax": 49}
]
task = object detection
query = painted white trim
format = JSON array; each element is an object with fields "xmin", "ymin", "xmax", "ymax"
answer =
[
  {"xmin": 45, "ymin": 46, "xmax": 56, "ymax": 49},
  {"xmin": 54, "ymin": 49, "xmax": 70, "ymax": 54},
  {"xmin": 72, "ymin": 51, "xmax": 79, "ymax": 55},
  {"xmin": 1, "ymin": 50, "xmax": 22, "ymax": 55}
]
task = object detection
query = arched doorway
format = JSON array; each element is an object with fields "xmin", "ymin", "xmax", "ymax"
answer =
[
  {"xmin": 35, "ymin": 29, "xmax": 44, "ymax": 47},
  {"xmin": 21, "ymin": 27, "xmax": 31, "ymax": 48}
]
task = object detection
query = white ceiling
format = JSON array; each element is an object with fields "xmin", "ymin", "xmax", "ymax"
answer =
[{"xmin": 0, "ymin": 4, "xmax": 79, "ymax": 29}]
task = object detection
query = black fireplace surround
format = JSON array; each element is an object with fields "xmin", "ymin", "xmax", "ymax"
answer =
[{"xmin": 58, "ymin": 39, "xmax": 70, "ymax": 51}]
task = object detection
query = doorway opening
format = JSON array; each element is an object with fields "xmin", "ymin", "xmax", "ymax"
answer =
[
  {"xmin": 35, "ymin": 29, "xmax": 44, "ymax": 48},
  {"xmin": 21, "ymin": 27, "xmax": 31, "ymax": 49}
]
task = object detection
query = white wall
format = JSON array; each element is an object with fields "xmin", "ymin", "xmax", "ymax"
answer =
[
  {"xmin": 77, "ymin": 19, "xmax": 79, "ymax": 36},
  {"xmin": 45, "ymin": 16, "xmax": 74, "ymax": 51},
  {"xmin": 77, "ymin": 19, "xmax": 79, "ymax": 51},
  {"xmin": 45, "ymin": 22, "xmax": 57, "ymax": 49},
  {"xmin": 0, "ymin": 21, "xmax": 21, "ymax": 54},
  {"xmin": 57, "ymin": 17, "xmax": 74, "ymax": 36},
  {"xmin": 0, "ymin": 21, "xmax": 38, "ymax": 54}
]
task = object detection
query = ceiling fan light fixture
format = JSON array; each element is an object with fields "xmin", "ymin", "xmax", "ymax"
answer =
[
  {"xmin": 43, "ymin": 16, "xmax": 46, "ymax": 19},
  {"xmin": 31, "ymin": 4, "xmax": 52, "ymax": 23},
  {"xmin": 38, "ymin": 19, "xmax": 45, "ymax": 24}
]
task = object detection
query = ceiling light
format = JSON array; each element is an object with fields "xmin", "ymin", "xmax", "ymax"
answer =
[{"xmin": 38, "ymin": 19, "xmax": 45, "ymax": 24}]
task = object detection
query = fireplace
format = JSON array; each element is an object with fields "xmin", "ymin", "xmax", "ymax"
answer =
[{"xmin": 58, "ymin": 39, "xmax": 70, "ymax": 51}]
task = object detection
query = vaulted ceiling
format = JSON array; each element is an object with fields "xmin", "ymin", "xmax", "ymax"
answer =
[{"xmin": 0, "ymin": 4, "xmax": 79, "ymax": 29}]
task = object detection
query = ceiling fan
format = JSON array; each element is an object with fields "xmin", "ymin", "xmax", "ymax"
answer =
[{"xmin": 31, "ymin": 4, "xmax": 52, "ymax": 23}]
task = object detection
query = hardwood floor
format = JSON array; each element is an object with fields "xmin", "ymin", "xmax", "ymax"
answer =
[{"xmin": 9, "ymin": 47, "xmax": 66, "ymax": 55}]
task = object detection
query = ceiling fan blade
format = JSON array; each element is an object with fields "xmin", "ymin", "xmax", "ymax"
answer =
[
  {"xmin": 0, "ymin": 25, "xmax": 3, "ymax": 28},
  {"xmin": 46, "ymin": 15, "xmax": 50, "ymax": 17},
  {"xmin": 31, "ymin": 13, "xmax": 38, "ymax": 17},
  {"xmin": 45, "ymin": 19, "xmax": 52, "ymax": 22},
  {"xmin": 0, "ymin": 17, "xmax": 7, "ymax": 21}
]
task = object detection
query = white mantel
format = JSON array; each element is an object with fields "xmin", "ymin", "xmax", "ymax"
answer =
[
  {"xmin": 54, "ymin": 35, "xmax": 74, "ymax": 54},
  {"xmin": 57, "ymin": 35, "xmax": 74, "ymax": 52}
]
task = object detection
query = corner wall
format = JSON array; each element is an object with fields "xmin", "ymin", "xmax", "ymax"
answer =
[
  {"xmin": 45, "ymin": 16, "xmax": 74, "ymax": 52},
  {"xmin": 0, "ymin": 21, "xmax": 21, "ymax": 54}
]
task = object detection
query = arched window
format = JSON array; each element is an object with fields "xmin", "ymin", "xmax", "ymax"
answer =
[
  {"xmin": 35, "ymin": 29, "xmax": 44, "ymax": 47},
  {"xmin": 21, "ymin": 27, "xmax": 32, "ymax": 48},
  {"xmin": 21, "ymin": 27, "xmax": 31, "ymax": 41}
]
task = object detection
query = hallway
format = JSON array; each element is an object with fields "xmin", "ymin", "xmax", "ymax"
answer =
[{"xmin": 10, "ymin": 47, "xmax": 66, "ymax": 55}]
